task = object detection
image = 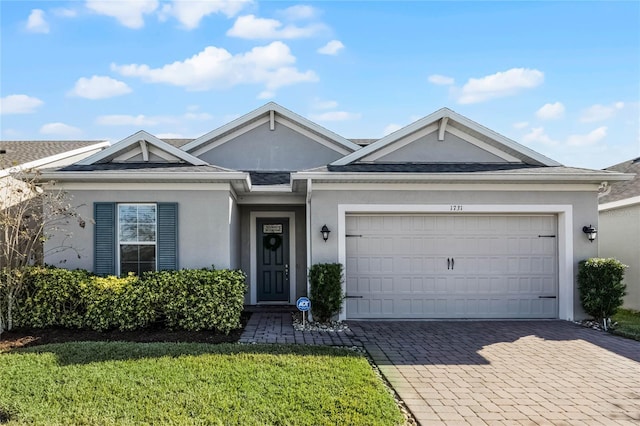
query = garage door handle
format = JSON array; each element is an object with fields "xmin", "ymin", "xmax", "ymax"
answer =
[
  {"xmin": 451, "ymin": 258, "xmax": 455, "ymax": 270},
  {"xmin": 447, "ymin": 258, "xmax": 450, "ymax": 270}
]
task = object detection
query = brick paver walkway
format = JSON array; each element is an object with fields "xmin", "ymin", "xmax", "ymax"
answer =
[
  {"xmin": 239, "ymin": 311, "xmax": 360, "ymax": 346},
  {"xmin": 240, "ymin": 314, "xmax": 640, "ymax": 425},
  {"xmin": 351, "ymin": 320, "xmax": 640, "ymax": 425}
]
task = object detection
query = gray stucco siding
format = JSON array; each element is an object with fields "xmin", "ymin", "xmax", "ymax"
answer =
[
  {"xmin": 197, "ymin": 123, "xmax": 345, "ymax": 171},
  {"xmin": 309, "ymin": 188, "xmax": 599, "ymax": 320},
  {"xmin": 376, "ymin": 131, "xmax": 508, "ymax": 163},
  {"xmin": 44, "ymin": 189, "xmax": 234, "ymax": 272},
  {"xmin": 599, "ymin": 204, "xmax": 640, "ymax": 310}
]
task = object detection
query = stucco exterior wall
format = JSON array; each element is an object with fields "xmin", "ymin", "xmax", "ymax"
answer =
[
  {"xmin": 197, "ymin": 123, "xmax": 345, "ymax": 171},
  {"xmin": 599, "ymin": 204, "xmax": 640, "ymax": 310},
  {"xmin": 44, "ymin": 187, "xmax": 234, "ymax": 272},
  {"xmin": 377, "ymin": 132, "xmax": 506, "ymax": 163},
  {"xmin": 309, "ymin": 187, "xmax": 599, "ymax": 320}
]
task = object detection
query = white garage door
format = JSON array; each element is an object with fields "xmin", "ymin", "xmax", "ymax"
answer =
[{"xmin": 345, "ymin": 214, "xmax": 558, "ymax": 319}]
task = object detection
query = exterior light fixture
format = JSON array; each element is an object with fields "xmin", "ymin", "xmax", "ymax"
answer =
[
  {"xmin": 582, "ymin": 225, "xmax": 597, "ymax": 243},
  {"xmin": 321, "ymin": 225, "xmax": 331, "ymax": 242}
]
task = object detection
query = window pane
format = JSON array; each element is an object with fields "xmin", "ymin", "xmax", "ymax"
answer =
[
  {"xmin": 120, "ymin": 245, "xmax": 138, "ymax": 262},
  {"xmin": 120, "ymin": 262, "xmax": 138, "ymax": 275},
  {"xmin": 139, "ymin": 262, "xmax": 155, "ymax": 274},
  {"xmin": 119, "ymin": 224, "xmax": 137, "ymax": 242},
  {"xmin": 138, "ymin": 205, "xmax": 156, "ymax": 224},
  {"xmin": 138, "ymin": 225, "xmax": 156, "ymax": 242},
  {"xmin": 139, "ymin": 245, "xmax": 156, "ymax": 262},
  {"xmin": 119, "ymin": 205, "xmax": 137, "ymax": 223}
]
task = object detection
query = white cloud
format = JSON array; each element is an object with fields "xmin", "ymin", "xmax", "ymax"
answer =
[
  {"xmin": 383, "ymin": 123, "xmax": 403, "ymax": 136},
  {"xmin": 580, "ymin": 102, "xmax": 625, "ymax": 123},
  {"xmin": 280, "ymin": 5, "xmax": 318, "ymax": 20},
  {"xmin": 112, "ymin": 41, "xmax": 318, "ymax": 95},
  {"xmin": 96, "ymin": 114, "xmax": 161, "ymax": 126},
  {"xmin": 317, "ymin": 40, "xmax": 344, "ymax": 55},
  {"xmin": 456, "ymin": 68, "xmax": 544, "ymax": 104},
  {"xmin": 26, "ymin": 9, "xmax": 49, "ymax": 33},
  {"xmin": 97, "ymin": 111, "xmax": 212, "ymax": 127},
  {"xmin": 536, "ymin": 102, "xmax": 565, "ymax": 120},
  {"xmin": 227, "ymin": 14, "xmax": 326, "ymax": 39},
  {"xmin": 513, "ymin": 121, "xmax": 529, "ymax": 129},
  {"xmin": 85, "ymin": 0, "xmax": 158, "ymax": 29},
  {"xmin": 159, "ymin": 0, "xmax": 250, "ymax": 29},
  {"xmin": 40, "ymin": 122, "xmax": 82, "ymax": 136},
  {"xmin": 0, "ymin": 94, "xmax": 44, "ymax": 114},
  {"xmin": 309, "ymin": 111, "xmax": 361, "ymax": 122},
  {"xmin": 523, "ymin": 127, "xmax": 558, "ymax": 146},
  {"xmin": 567, "ymin": 126, "xmax": 607, "ymax": 147},
  {"xmin": 428, "ymin": 74, "xmax": 454, "ymax": 86},
  {"xmin": 53, "ymin": 8, "xmax": 78, "ymax": 18},
  {"xmin": 68, "ymin": 75, "xmax": 132, "ymax": 99}
]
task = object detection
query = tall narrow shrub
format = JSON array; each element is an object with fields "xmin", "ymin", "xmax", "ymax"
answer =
[
  {"xmin": 578, "ymin": 258, "xmax": 627, "ymax": 329},
  {"xmin": 309, "ymin": 263, "xmax": 344, "ymax": 322}
]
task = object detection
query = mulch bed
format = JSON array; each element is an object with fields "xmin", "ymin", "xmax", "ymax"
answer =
[{"xmin": 0, "ymin": 313, "xmax": 251, "ymax": 352}]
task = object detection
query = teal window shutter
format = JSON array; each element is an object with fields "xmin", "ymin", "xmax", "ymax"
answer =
[
  {"xmin": 157, "ymin": 203, "xmax": 178, "ymax": 270},
  {"xmin": 94, "ymin": 202, "xmax": 116, "ymax": 276}
]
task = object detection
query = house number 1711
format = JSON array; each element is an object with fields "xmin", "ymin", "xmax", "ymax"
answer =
[{"xmin": 450, "ymin": 205, "xmax": 463, "ymax": 211}]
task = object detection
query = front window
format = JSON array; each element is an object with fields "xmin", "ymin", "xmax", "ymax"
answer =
[{"xmin": 118, "ymin": 204, "xmax": 156, "ymax": 275}]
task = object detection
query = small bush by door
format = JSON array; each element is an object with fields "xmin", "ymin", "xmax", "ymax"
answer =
[
  {"xmin": 309, "ymin": 263, "xmax": 344, "ymax": 322},
  {"xmin": 578, "ymin": 258, "xmax": 627, "ymax": 330}
]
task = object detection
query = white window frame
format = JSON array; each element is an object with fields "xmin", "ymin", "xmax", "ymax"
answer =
[{"xmin": 117, "ymin": 203, "xmax": 158, "ymax": 276}]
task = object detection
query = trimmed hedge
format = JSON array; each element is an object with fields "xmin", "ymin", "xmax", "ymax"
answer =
[
  {"xmin": 15, "ymin": 266, "xmax": 246, "ymax": 333},
  {"xmin": 578, "ymin": 258, "xmax": 627, "ymax": 325},
  {"xmin": 309, "ymin": 263, "xmax": 344, "ymax": 323}
]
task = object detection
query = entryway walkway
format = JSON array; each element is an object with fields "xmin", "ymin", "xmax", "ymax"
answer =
[{"xmin": 240, "ymin": 312, "xmax": 640, "ymax": 425}]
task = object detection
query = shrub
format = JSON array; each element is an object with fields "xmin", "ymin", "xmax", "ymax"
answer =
[
  {"xmin": 578, "ymin": 258, "xmax": 627, "ymax": 328},
  {"xmin": 16, "ymin": 267, "xmax": 90, "ymax": 329},
  {"xmin": 15, "ymin": 267, "xmax": 246, "ymax": 333},
  {"xmin": 309, "ymin": 263, "xmax": 344, "ymax": 323},
  {"xmin": 146, "ymin": 268, "xmax": 246, "ymax": 333}
]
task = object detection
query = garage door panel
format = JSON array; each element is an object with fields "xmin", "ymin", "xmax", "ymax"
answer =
[{"xmin": 346, "ymin": 214, "xmax": 558, "ymax": 319}]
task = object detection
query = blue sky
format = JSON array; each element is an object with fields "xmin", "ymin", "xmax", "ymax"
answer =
[{"xmin": 1, "ymin": 1, "xmax": 638, "ymax": 169}]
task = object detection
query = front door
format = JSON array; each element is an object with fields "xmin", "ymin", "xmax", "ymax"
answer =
[{"xmin": 257, "ymin": 218, "xmax": 290, "ymax": 302}]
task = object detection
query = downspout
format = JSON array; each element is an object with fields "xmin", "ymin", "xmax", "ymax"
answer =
[{"xmin": 306, "ymin": 178, "xmax": 313, "ymax": 321}]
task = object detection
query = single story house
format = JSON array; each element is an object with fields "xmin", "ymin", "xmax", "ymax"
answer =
[
  {"xmin": 37, "ymin": 103, "xmax": 632, "ymax": 320},
  {"xmin": 598, "ymin": 157, "xmax": 640, "ymax": 311}
]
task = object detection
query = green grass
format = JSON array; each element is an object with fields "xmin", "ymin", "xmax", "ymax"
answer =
[
  {"xmin": 612, "ymin": 308, "xmax": 640, "ymax": 341},
  {"xmin": 0, "ymin": 342, "xmax": 403, "ymax": 426}
]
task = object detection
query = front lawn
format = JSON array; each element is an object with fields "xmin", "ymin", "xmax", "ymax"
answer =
[
  {"xmin": 0, "ymin": 342, "xmax": 403, "ymax": 426},
  {"xmin": 612, "ymin": 308, "xmax": 640, "ymax": 341}
]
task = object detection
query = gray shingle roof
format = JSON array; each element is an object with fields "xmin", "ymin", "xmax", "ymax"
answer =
[
  {"xmin": 60, "ymin": 163, "xmax": 233, "ymax": 173},
  {"xmin": 348, "ymin": 138, "xmax": 377, "ymax": 146},
  {"xmin": 0, "ymin": 140, "xmax": 105, "ymax": 168},
  {"xmin": 161, "ymin": 139, "xmax": 195, "ymax": 148},
  {"xmin": 248, "ymin": 171, "xmax": 291, "ymax": 185},
  {"xmin": 599, "ymin": 157, "xmax": 640, "ymax": 204},
  {"xmin": 327, "ymin": 163, "xmax": 544, "ymax": 173}
]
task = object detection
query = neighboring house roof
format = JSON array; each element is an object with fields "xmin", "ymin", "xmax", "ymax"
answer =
[
  {"xmin": 331, "ymin": 107, "xmax": 561, "ymax": 167},
  {"xmin": 599, "ymin": 157, "xmax": 640, "ymax": 207},
  {"xmin": 162, "ymin": 139, "xmax": 195, "ymax": 148},
  {"xmin": 0, "ymin": 140, "xmax": 108, "ymax": 170}
]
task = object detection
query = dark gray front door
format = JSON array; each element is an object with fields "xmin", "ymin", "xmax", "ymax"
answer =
[{"xmin": 257, "ymin": 218, "xmax": 290, "ymax": 302}]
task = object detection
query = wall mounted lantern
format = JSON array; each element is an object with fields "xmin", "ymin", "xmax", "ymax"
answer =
[
  {"xmin": 582, "ymin": 225, "xmax": 597, "ymax": 243},
  {"xmin": 321, "ymin": 225, "xmax": 331, "ymax": 242}
]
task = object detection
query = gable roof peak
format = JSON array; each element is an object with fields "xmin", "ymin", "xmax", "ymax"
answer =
[{"xmin": 76, "ymin": 130, "xmax": 207, "ymax": 166}]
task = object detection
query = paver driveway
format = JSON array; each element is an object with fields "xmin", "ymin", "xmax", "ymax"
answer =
[{"xmin": 350, "ymin": 321, "xmax": 640, "ymax": 425}]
